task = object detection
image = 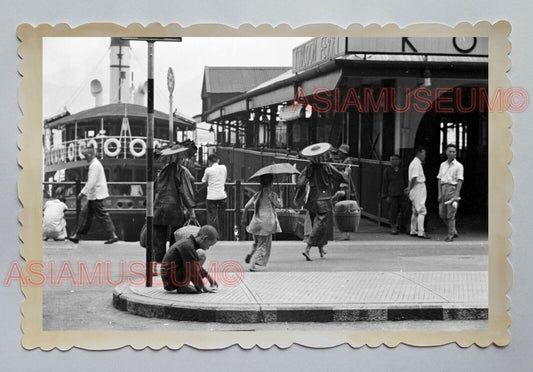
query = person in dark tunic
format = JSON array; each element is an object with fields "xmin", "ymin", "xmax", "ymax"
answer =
[
  {"xmin": 296, "ymin": 143, "xmax": 347, "ymax": 261},
  {"xmin": 161, "ymin": 225, "xmax": 218, "ymax": 293},
  {"xmin": 382, "ymin": 154, "xmax": 409, "ymax": 235},
  {"xmin": 152, "ymin": 143, "xmax": 197, "ymax": 263}
]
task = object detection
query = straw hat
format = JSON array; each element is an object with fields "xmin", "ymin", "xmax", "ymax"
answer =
[
  {"xmin": 159, "ymin": 143, "xmax": 190, "ymax": 156},
  {"xmin": 301, "ymin": 142, "xmax": 332, "ymax": 157},
  {"xmin": 338, "ymin": 144, "xmax": 350, "ymax": 155}
]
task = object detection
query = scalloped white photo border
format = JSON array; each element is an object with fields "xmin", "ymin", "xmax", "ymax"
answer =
[{"xmin": 17, "ymin": 22, "xmax": 512, "ymax": 350}]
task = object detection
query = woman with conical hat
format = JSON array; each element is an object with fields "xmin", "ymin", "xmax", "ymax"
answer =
[
  {"xmin": 295, "ymin": 143, "xmax": 348, "ymax": 261},
  {"xmin": 152, "ymin": 141, "xmax": 198, "ymax": 263}
]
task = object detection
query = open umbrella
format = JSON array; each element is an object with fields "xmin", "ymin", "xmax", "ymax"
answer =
[{"xmin": 248, "ymin": 163, "xmax": 300, "ymax": 181}]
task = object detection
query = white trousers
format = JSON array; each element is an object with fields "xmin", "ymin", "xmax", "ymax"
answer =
[{"xmin": 409, "ymin": 183, "xmax": 427, "ymax": 236}]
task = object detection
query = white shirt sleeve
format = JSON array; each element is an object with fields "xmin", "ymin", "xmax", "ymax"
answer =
[
  {"xmin": 437, "ymin": 163, "xmax": 445, "ymax": 180},
  {"xmin": 81, "ymin": 161, "xmax": 98, "ymax": 195},
  {"xmin": 221, "ymin": 165, "xmax": 227, "ymax": 181},
  {"xmin": 408, "ymin": 161, "xmax": 419, "ymax": 181},
  {"xmin": 457, "ymin": 163, "xmax": 464, "ymax": 181}
]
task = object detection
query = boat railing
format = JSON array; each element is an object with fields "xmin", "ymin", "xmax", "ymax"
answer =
[{"xmin": 43, "ymin": 136, "xmax": 173, "ymax": 166}]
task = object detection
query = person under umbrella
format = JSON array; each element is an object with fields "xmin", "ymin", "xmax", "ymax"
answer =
[
  {"xmin": 295, "ymin": 143, "xmax": 348, "ymax": 261},
  {"xmin": 242, "ymin": 163, "xmax": 299, "ymax": 271},
  {"xmin": 242, "ymin": 168, "xmax": 292, "ymax": 271}
]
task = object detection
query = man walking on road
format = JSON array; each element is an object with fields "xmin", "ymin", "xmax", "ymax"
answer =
[
  {"xmin": 437, "ymin": 144, "xmax": 464, "ymax": 242},
  {"xmin": 202, "ymin": 153, "xmax": 227, "ymax": 239},
  {"xmin": 68, "ymin": 146, "xmax": 119, "ymax": 244},
  {"xmin": 408, "ymin": 146, "xmax": 430, "ymax": 239}
]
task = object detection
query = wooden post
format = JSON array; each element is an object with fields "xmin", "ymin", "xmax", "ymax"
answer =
[
  {"xmin": 235, "ymin": 179, "xmax": 243, "ymax": 241},
  {"xmin": 269, "ymin": 105, "xmax": 277, "ymax": 148},
  {"xmin": 75, "ymin": 180, "xmax": 81, "ymax": 226},
  {"xmin": 145, "ymin": 41, "xmax": 155, "ymax": 287}
]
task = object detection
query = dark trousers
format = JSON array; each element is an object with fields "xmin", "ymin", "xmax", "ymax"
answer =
[
  {"xmin": 307, "ymin": 211, "xmax": 329, "ymax": 248},
  {"xmin": 388, "ymin": 195, "xmax": 409, "ymax": 232},
  {"xmin": 152, "ymin": 224, "xmax": 178, "ymax": 263},
  {"xmin": 206, "ymin": 198, "xmax": 226, "ymax": 239},
  {"xmin": 75, "ymin": 199, "xmax": 115, "ymax": 237}
]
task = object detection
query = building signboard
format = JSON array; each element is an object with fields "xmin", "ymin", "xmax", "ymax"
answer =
[
  {"xmin": 292, "ymin": 37, "xmax": 346, "ymax": 73},
  {"xmin": 292, "ymin": 37, "xmax": 488, "ymax": 74},
  {"xmin": 346, "ymin": 37, "xmax": 488, "ymax": 56}
]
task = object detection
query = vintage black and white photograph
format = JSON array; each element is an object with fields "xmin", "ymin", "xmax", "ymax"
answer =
[{"xmin": 17, "ymin": 23, "xmax": 511, "ymax": 349}]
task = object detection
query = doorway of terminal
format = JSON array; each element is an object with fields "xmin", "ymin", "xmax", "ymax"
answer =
[{"xmin": 414, "ymin": 108, "xmax": 488, "ymax": 231}]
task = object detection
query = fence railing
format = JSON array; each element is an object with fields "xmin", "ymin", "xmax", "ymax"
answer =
[{"xmin": 42, "ymin": 179, "xmax": 305, "ymax": 242}]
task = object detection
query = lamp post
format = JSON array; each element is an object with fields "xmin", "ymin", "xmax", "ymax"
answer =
[
  {"xmin": 120, "ymin": 37, "xmax": 181, "ymax": 287},
  {"xmin": 167, "ymin": 67, "xmax": 175, "ymax": 143}
]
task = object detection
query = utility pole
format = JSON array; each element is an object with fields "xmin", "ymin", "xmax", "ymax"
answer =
[
  {"xmin": 167, "ymin": 67, "xmax": 175, "ymax": 143},
  {"xmin": 120, "ymin": 37, "xmax": 182, "ymax": 287}
]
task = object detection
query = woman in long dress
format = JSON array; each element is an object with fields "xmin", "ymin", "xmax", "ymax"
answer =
[{"xmin": 241, "ymin": 174, "xmax": 282, "ymax": 272}]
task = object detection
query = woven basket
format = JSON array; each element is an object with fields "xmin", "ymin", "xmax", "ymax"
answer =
[
  {"xmin": 334, "ymin": 200, "xmax": 361, "ymax": 232},
  {"xmin": 276, "ymin": 209, "xmax": 303, "ymax": 233},
  {"xmin": 174, "ymin": 220, "xmax": 201, "ymax": 241}
]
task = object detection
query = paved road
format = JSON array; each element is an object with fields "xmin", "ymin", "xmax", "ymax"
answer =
[{"xmin": 42, "ymin": 237, "xmax": 487, "ymax": 331}]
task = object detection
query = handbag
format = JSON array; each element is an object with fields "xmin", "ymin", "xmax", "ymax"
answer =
[{"xmin": 174, "ymin": 219, "xmax": 201, "ymax": 241}]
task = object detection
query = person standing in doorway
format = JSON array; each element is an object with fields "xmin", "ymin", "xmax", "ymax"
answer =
[
  {"xmin": 407, "ymin": 146, "xmax": 430, "ymax": 239},
  {"xmin": 337, "ymin": 144, "xmax": 355, "ymax": 164},
  {"xmin": 202, "ymin": 153, "xmax": 227, "ymax": 239},
  {"xmin": 68, "ymin": 146, "xmax": 119, "ymax": 244},
  {"xmin": 382, "ymin": 154, "xmax": 409, "ymax": 235},
  {"xmin": 437, "ymin": 144, "xmax": 464, "ymax": 242}
]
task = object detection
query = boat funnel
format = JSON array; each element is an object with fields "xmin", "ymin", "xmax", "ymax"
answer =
[
  {"xmin": 90, "ymin": 79, "xmax": 103, "ymax": 107},
  {"xmin": 134, "ymin": 81, "xmax": 148, "ymax": 106}
]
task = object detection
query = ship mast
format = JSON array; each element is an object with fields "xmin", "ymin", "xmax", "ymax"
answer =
[{"xmin": 109, "ymin": 37, "xmax": 131, "ymax": 104}]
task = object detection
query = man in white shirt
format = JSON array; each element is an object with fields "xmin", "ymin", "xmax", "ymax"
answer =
[
  {"xmin": 201, "ymin": 154, "xmax": 227, "ymax": 239},
  {"xmin": 408, "ymin": 146, "xmax": 430, "ymax": 239},
  {"xmin": 68, "ymin": 146, "xmax": 119, "ymax": 244},
  {"xmin": 42, "ymin": 195, "xmax": 68, "ymax": 241},
  {"xmin": 437, "ymin": 144, "xmax": 464, "ymax": 242}
]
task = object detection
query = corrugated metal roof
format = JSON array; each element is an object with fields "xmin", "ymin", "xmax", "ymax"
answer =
[
  {"xmin": 249, "ymin": 69, "xmax": 295, "ymax": 92},
  {"xmin": 203, "ymin": 66, "xmax": 291, "ymax": 94},
  {"xmin": 45, "ymin": 103, "xmax": 195, "ymax": 128}
]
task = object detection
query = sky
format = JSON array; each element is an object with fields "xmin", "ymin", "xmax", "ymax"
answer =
[{"xmin": 43, "ymin": 37, "xmax": 311, "ymax": 120}]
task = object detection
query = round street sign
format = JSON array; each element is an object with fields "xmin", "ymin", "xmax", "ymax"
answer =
[{"xmin": 167, "ymin": 67, "xmax": 175, "ymax": 95}]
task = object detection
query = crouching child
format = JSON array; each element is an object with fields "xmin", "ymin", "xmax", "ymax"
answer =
[{"xmin": 161, "ymin": 225, "xmax": 218, "ymax": 293}]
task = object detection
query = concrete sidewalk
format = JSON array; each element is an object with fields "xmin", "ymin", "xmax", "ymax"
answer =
[
  {"xmin": 113, "ymin": 270, "xmax": 488, "ymax": 323},
  {"xmin": 43, "ymin": 237, "xmax": 487, "ymax": 324}
]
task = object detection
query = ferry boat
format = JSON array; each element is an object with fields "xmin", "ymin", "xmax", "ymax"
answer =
[{"xmin": 43, "ymin": 38, "xmax": 197, "ymax": 241}]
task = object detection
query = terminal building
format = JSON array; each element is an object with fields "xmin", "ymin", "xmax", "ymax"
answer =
[{"xmin": 201, "ymin": 37, "xmax": 488, "ymax": 226}]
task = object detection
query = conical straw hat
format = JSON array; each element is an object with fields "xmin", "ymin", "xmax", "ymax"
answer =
[{"xmin": 301, "ymin": 142, "xmax": 332, "ymax": 157}]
